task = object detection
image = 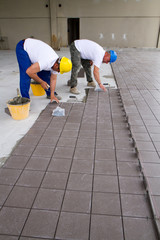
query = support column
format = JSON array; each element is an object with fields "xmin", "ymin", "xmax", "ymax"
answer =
[{"xmin": 49, "ymin": 0, "xmax": 59, "ymax": 50}]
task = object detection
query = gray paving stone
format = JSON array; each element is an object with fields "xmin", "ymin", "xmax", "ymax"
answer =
[
  {"xmin": 48, "ymin": 158, "xmax": 72, "ymax": 172},
  {"xmin": 71, "ymin": 160, "xmax": 93, "ymax": 174},
  {"xmin": 0, "ymin": 168, "xmax": 22, "ymax": 185},
  {"xmin": 62, "ymin": 190, "xmax": 91, "ymax": 213},
  {"xmin": 119, "ymin": 176, "xmax": 146, "ymax": 195},
  {"xmin": 41, "ymin": 172, "xmax": 68, "ymax": 190},
  {"xmin": 11, "ymin": 145, "xmax": 35, "ymax": 157},
  {"xmin": 118, "ymin": 162, "xmax": 141, "ymax": 177},
  {"xmin": 25, "ymin": 156, "xmax": 50, "ymax": 171},
  {"xmin": 92, "ymin": 192, "xmax": 121, "ymax": 215},
  {"xmin": 0, "ymin": 207, "xmax": 29, "ymax": 235},
  {"xmin": 33, "ymin": 188, "xmax": 64, "ymax": 211},
  {"xmin": 121, "ymin": 194, "xmax": 152, "ymax": 218},
  {"xmin": 0, "ymin": 185, "xmax": 13, "ymax": 205},
  {"xmin": 94, "ymin": 160, "xmax": 117, "ymax": 175},
  {"xmin": 67, "ymin": 173, "xmax": 92, "ymax": 191},
  {"xmin": 93, "ymin": 175, "xmax": 119, "ymax": 193},
  {"xmin": 16, "ymin": 170, "xmax": 44, "ymax": 188},
  {"xmin": 2, "ymin": 155, "xmax": 29, "ymax": 169},
  {"xmin": 0, "ymin": 236, "xmax": 19, "ymax": 240},
  {"xmin": 95, "ymin": 148, "xmax": 116, "ymax": 161},
  {"xmin": 32, "ymin": 146, "xmax": 55, "ymax": 158},
  {"xmin": 53, "ymin": 146, "xmax": 75, "ymax": 159},
  {"xmin": 74, "ymin": 147, "xmax": 94, "ymax": 160},
  {"xmin": 76, "ymin": 137, "xmax": 95, "ymax": 148},
  {"xmin": 123, "ymin": 217, "xmax": 158, "ymax": 240},
  {"xmin": 56, "ymin": 212, "xmax": 90, "ymax": 240},
  {"xmin": 5, "ymin": 186, "xmax": 38, "ymax": 208},
  {"xmin": 22, "ymin": 209, "xmax": 59, "ymax": 238},
  {"xmin": 90, "ymin": 215, "xmax": 123, "ymax": 240}
]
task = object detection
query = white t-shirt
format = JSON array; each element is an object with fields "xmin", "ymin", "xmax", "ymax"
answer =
[
  {"xmin": 74, "ymin": 39, "xmax": 105, "ymax": 68},
  {"xmin": 24, "ymin": 38, "xmax": 59, "ymax": 74}
]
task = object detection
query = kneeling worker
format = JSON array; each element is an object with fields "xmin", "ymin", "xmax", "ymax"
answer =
[
  {"xmin": 68, "ymin": 39, "xmax": 117, "ymax": 94},
  {"xmin": 16, "ymin": 38, "xmax": 72, "ymax": 103}
]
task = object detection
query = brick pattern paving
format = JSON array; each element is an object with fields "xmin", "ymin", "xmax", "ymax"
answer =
[{"xmin": 0, "ymin": 88, "xmax": 158, "ymax": 239}]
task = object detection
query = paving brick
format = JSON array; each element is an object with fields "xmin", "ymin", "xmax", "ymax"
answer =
[
  {"xmin": 0, "ymin": 168, "xmax": 22, "ymax": 185},
  {"xmin": 90, "ymin": 215, "xmax": 123, "ymax": 240},
  {"xmin": 32, "ymin": 146, "xmax": 55, "ymax": 158},
  {"xmin": 119, "ymin": 176, "xmax": 146, "ymax": 195},
  {"xmin": 123, "ymin": 217, "xmax": 158, "ymax": 240},
  {"xmin": 41, "ymin": 172, "xmax": 68, "ymax": 190},
  {"xmin": 121, "ymin": 194, "xmax": 152, "ymax": 218},
  {"xmin": 74, "ymin": 147, "xmax": 94, "ymax": 160},
  {"xmin": 95, "ymin": 148, "xmax": 115, "ymax": 161},
  {"xmin": 94, "ymin": 160, "xmax": 117, "ymax": 175},
  {"xmin": 0, "ymin": 185, "xmax": 13, "ymax": 205},
  {"xmin": 117, "ymin": 162, "xmax": 141, "ymax": 177},
  {"xmin": 0, "ymin": 207, "xmax": 29, "ymax": 235},
  {"xmin": 25, "ymin": 156, "xmax": 50, "ymax": 171},
  {"xmin": 48, "ymin": 158, "xmax": 72, "ymax": 172},
  {"xmin": 33, "ymin": 188, "xmax": 64, "ymax": 211},
  {"xmin": 4, "ymin": 186, "xmax": 38, "ymax": 208},
  {"xmin": 22, "ymin": 209, "xmax": 59, "ymax": 239},
  {"xmin": 92, "ymin": 192, "xmax": 121, "ymax": 215},
  {"xmin": 56, "ymin": 212, "xmax": 90, "ymax": 240},
  {"xmin": 67, "ymin": 173, "xmax": 93, "ymax": 191},
  {"xmin": 93, "ymin": 175, "xmax": 119, "ymax": 193},
  {"xmin": 53, "ymin": 146, "xmax": 74, "ymax": 159},
  {"xmin": 62, "ymin": 190, "xmax": 91, "ymax": 213},
  {"xmin": 2, "ymin": 155, "xmax": 29, "ymax": 169},
  {"xmin": 71, "ymin": 160, "xmax": 93, "ymax": 174},
  {"xmin": 16, "ymin": 170, "xmax": 44, "ymax": 188}
]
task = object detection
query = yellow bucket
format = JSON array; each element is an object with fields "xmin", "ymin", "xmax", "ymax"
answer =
[
  {"xmin": 7, "ymin": 98, "xmax": 30, "ymax": 120},
  {"xmin": 30, "ymin": 83, "xmax": 45, "ymax": 96}
]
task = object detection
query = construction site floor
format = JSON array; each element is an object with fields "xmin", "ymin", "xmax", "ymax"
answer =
[{"xmin": 0, "ymin": 49, "xmax": 160, "ymax": 239}]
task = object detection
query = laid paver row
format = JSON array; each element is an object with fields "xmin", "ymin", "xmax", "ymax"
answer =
[{"xmin": 112, "ymin": 50, "xmax": 160, "ymax": 238}]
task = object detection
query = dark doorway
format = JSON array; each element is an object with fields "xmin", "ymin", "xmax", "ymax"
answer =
[{"xmin": 68, "ymin": 18, "xmax": 79, "ymax": 45}]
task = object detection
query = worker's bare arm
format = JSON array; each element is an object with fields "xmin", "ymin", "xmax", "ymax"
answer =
[
  {"xmin": 50, "ymin": 73, "xmax": 59, "ymax": 103},
  {"xmin": 93, "ymin": 66, "xmax": 106, "ymax": 91},
  {"xmin": 26, "ymin": 62, "xmax": 49, "ymax": 90}
]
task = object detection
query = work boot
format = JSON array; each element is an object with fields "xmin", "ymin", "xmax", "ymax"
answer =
[
  {"xmin": 70, "ymin": 87, "xmax": 80, "ymax": 94},
  {"xmin": 87, "ymin": 81, "xmax": 96, "ymax": 87},
  {"xmin": 47, "ymin": 92, "xmax": 62, "ymax": 100}
]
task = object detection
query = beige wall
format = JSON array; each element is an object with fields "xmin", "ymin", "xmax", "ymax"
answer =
[
  {"xmin": 0, "ymin": 0, "xmax": 160, "ymax": 49},
  {"xmin": 55, "ymin": 0, "xmax": 160, "ymax": 48},
  {"xmin": 0, "ymin": 0, "xmax": 51, "ymax": 49}
]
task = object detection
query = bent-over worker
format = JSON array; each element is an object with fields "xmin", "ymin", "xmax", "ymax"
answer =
[
  {"xmin": 68, "ymin": 39, "xmax": 117, "ymax": 94},
  {"xmin": 16, "ymin": 38, "xmax": 72, "ymax": 103}
]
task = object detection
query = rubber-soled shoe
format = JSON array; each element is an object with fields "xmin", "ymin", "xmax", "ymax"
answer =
[
  {"xmin": 70, "ymin": 87, "xmax": 80, "ymax": 94},
  {"xmin": 87, "ymin": 81, "xmax": 96, "ymax": 87}
]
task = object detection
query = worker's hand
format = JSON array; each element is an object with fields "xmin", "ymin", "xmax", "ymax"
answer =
[
  {"xmin": 99, "ymin": 83, "xmax": 106, "ymax": 92},
  {"xmin": 50, "ymin": 95, "xmax": 59, "ymax": 104},
  {"xmin": 41, "ymin": 81, "xmax": 50, "ymax": 90}
]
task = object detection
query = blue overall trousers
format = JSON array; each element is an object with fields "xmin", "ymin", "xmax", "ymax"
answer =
[{"xmin": 16, "ymin": 40, "xmax": 51, "ymax": 99}]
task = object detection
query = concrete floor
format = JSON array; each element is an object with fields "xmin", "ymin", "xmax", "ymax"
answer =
[{"xmin": 0, "ymin": 48, "xmax": 160, "ymax": 239}]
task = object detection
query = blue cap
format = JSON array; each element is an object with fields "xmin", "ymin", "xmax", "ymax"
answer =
[{"xmin": 109, "ymin": 50, "xmax": 117, "ymax": 63}]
